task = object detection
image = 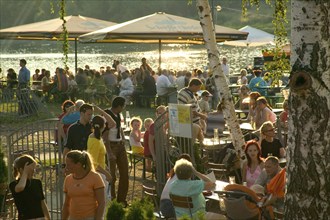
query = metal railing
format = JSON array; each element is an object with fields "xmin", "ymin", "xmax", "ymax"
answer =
[
  {"xmin": 3, "ymin": 119, "xmax": 63, "ymax": 219},
  {"xmin": 0, "ymin": 87, "xmax": 46, "ymax": 120}
]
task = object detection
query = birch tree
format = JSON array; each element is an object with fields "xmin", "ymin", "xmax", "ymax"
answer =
[
  {"xmin": 241, "ymin": 0, "xmax": 330, "ymax": 218},
  {"xmin": 285, "ymin": 1, "xmax": 330, "ymax": 219},
  {"xmin": 196, "ymin": 0, "xmax": 245, "ymax": 152}
]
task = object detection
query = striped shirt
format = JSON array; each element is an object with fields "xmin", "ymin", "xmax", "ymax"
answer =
[{"xmin": 177, "ymin": 87, "xmax": 200, "ymax": 123}]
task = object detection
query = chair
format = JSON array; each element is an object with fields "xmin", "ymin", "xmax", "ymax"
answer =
[
  {"xmin": 206, "ymin": 162, "xmax": 228, "ymax": 181},
  {"xmin": 142, "ymin": 184, "xmax": 167, "ymax": 219},
  {"xmin": 169, "ymin": 193, "xmax": 194, "ymax": 219}
]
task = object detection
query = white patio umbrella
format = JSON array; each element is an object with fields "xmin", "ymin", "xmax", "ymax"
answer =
[
  {"xmin": 79, "ymin": 12, "xmax": 248, "ymax": 67},
  {"xmin": 222, "ymin": 25, "xmax": 275, "ymax": 47},
  {"xmin": 0, "ymin": 15, "xmax": 117, "ymax": 72}
]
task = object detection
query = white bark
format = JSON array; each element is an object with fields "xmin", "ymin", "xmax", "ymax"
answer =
[
  {"xmin": 196, "ymin": 0, "xmax": 245, "ymax": 151},
  {"xmin": 286, "ymin": 1, "xmax": 330, "ymax": 219}
]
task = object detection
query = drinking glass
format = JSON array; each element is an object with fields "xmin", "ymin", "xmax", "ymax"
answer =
[{"xmin": 229, "ymin": 176, "xmax": 236, "ymax": 184}]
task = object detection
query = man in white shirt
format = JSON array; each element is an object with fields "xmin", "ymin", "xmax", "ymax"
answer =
[
  {"xmin": 175, "ymin": 71, "xmax": 192, "ymax": 91},
  {"xmin": 119, "ymin": 71, "xmax": 134, "ymax": 97},
  {"xmin": 156, "ymin": 69, "xmax": 172, "ymax": 96},
  {"xmin": 115, "ymin": 60, "xmax": 128, "ymax": 74}
]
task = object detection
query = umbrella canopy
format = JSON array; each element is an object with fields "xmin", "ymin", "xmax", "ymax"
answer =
[
  {"xmin": 0, "ymin": 15, "xmax": 116, "ymax": 71},
  {"xmin": 79, "ymin": 12, "xmax": 248, "ymax": 67},
  {"xmin": 223, "ymin": 25, "xmax": 274, "ymax": 47},
  {"xmin": 80, "ymin": 12, "xmax": 247, "ymax": 44},
  {"xmin": 0, "ymin": 15, "xmax": 116, "ymax": 40}
]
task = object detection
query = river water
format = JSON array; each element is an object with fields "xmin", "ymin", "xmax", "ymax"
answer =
[{"xmin": 0, "ymin": 40, "xmax": 265, "ymax": 78}]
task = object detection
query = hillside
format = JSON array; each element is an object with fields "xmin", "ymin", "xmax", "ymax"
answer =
[{"xmin": 0, "ymin": 0, "xmax": 290, "ymax": 34}]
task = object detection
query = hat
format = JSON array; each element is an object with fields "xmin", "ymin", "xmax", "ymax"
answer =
[
  {"xmin": 201, "ymin": 90, "xmax": 212, "ymax": 97},
  {"xmin": 250, "ymin": 184, "xmax": 265, "ymax": 196}
]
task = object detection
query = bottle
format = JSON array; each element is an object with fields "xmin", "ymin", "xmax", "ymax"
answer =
[
  {"xmin": 125, "ymin": 111, "xmax": 131, "ymax": 129},
  {"xmin": 213, "ymin": 128, "xmax": 219, "ymax": 143},
  {"xmin": 120, "ymin": 113, "xmax": 125, "ymax": 128}
]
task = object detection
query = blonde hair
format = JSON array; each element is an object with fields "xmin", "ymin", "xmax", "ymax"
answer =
[
  {"xmin": 13, "ymin": 154, "xmax": 36, "ymax": 179},
  {"xmin": 260, "ymin": 121, "xmax": 274, "ymax": 134},
  {"xmin": 66, "ymin": 150, "xmax": 94, "ymax": 172},
  {"xmin": 130, "ymin": 117, "xmax": 142, "ymax": 130},
  {"xmin": 144, "ymin": 118, "xmax": 154, "ymax": 129},
  {"xmin": 174, "ymin": 158, "xmax": 193, "ymax": 180}
]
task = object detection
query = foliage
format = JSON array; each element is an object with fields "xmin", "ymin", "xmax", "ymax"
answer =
[
  {"xmin": 0, "ymin": 144, "xmax": 8, "ymax": 184},
  {"xmin": 178, "ymin": 211, "xmax": 206, "ymax": 220},
  {"xmin": 106, "ymin": 200, "xmax": 125, "ymax": 220},
  {"xmin": 59, "ymin": 0, "xmax": 69, "ymax": 68},
  {"xmin": 0, "ymin": 143, "xmax": 8, "ymax": 211},
  {"xmin": 125, "ymin": 198, "xmax": 155, "ymax": 220},
  {"xmin": 242, "ymin": 0, "xmax": 290, "ymax": 86}
]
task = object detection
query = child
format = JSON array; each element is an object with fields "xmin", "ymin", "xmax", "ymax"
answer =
[
  {"xmin": 9, "ymin": 154, "xmax": 50, "ymax": 220},
  {"xmin": 143, "ymin": 118, "xmax": 154, "ymax": 172},
  {"xmin": 198, "ymin": 90, "xmax": 212, "ymax": 134},
  {"xmin": 129, "ymin": 117, "xmax": 144, "ymax": 154}
]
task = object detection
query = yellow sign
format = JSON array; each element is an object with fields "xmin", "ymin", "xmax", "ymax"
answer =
[{"xmin": 177, "ymin": 105, "xmax": 191, "ymax": 124}]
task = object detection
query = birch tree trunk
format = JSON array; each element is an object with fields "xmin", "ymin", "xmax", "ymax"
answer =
[
  {"xmin": 196, "ymin": 0, "xmax": 245, "ymax": 151},
  {"xmin": 285, "ymin": 1, "xmax": 330, "ymax": 219}
]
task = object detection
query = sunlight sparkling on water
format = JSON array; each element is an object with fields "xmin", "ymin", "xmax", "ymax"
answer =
[{"xmin": 0, "ymin": 46, "xmax": 263, "ymax": 78}]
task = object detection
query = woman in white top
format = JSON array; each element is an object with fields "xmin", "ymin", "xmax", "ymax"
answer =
[{"xmin": 255, "ymin": 96, "xmax": 276, "ymax": 129}]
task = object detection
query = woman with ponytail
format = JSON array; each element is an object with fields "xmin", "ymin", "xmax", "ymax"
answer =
[
  {"xmin": 10, "ymin": 154, "xmax": 50, "ymax": 220},
  {"xmin": 87, "ymin": 105, "xmax": 115, "ymax": 203},
  {"xmin": 62, "ymin": 150, "xmax": 105, "ymax": 220}
]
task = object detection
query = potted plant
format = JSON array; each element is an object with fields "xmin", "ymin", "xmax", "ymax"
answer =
[{"xmin": 0, "ymin": 144, "xmax": 8, "ymax": 213}]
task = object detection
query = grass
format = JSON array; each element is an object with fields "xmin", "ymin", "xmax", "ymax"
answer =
[{"xmin": 0, "ymin": 101, "xmax": 157, "ymax": 131}]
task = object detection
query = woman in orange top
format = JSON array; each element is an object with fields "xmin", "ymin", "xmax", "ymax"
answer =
[{"xmin": 62, "ymin": 150, "xmax": 105, "ymax": 220}]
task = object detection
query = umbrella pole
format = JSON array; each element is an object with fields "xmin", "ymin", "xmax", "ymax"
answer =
[
  {"xmin": 158, "ymin": 39, "xmax": 161, "ymax": 70},
  {"xmin": 75, "ymin": 38, "xmax": 78, "ymax": 74}
]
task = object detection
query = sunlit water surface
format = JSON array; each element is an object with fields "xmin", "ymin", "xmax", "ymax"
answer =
[{"xmin": 0, "ymin": 41, "xmax": 265, "ymax": 78}]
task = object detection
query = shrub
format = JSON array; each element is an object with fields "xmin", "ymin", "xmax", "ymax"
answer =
[
  {"xmin": 106, "ymin": 200, "xmax": 125, "ymax": 220},
  {"xmin": 0, "ymin": 144, "xmax": 8, "ymax": 213},
  {"xmin": 126, "ymin": 198, "xmax": 155, "ymax": 220}
]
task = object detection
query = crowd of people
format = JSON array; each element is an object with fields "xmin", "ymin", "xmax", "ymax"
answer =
[
  {"xmin": 5, "ymin": 56, "xmax": 289, "ymax": 219},
  {"xmin": 1, "ymin": 56, "xmax": 287, "ymax": 108}
]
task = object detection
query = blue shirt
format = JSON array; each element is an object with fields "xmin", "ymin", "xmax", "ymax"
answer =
[
  {"xmin": 248, "ymin": 77, "xmax": 267, "ymax": 96},
  {"xmin": 18, "ymin": 66, "xmax": 30, "ymax": 84},
  {"xmin": 62, "ymin": 111, "xmax": 80, "ymax": 125},
  {"xmin": 170, "ymin": 179, "xmax": 205, "ymax": 219}
]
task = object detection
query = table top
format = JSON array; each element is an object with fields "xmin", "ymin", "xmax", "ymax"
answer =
[
  {"xmin": 205, "ymin": 180, "xmax": 229, "ymax": 201},
  {"xmin": 235, "ymin": 109, "xmax": 250, "ymax": 114},
  {"xmin": 202, "ymin": 138, "xmax": 230, "ymax": 149},
  {"xmin": 272, "ymin": 108, "xmax": 284, "ymax": 113},
  {"xmin": 240, "ymin": 123, "xmax": 254, "ymax": 131}
]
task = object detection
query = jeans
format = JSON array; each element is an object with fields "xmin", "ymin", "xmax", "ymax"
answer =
[{"xmin": 108, "ymin": 141, "xmax": 129, "ymax": 204}]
